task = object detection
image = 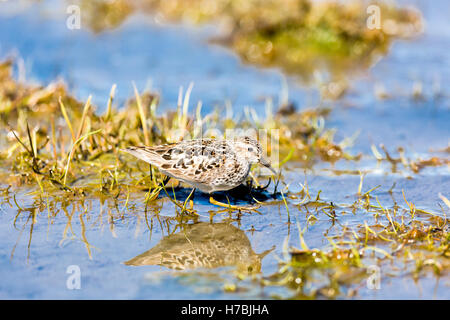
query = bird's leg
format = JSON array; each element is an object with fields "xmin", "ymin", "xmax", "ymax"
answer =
[
  {"xmin": 255, "ymin": 178, "xmax": 272, "ymax": 191},
  {"xmin": 161, "ymin": 175, "xmax": 171, "ymax": 187},
  {"xmin": 247, "ymin": 178, "xmax": 254, "ymax": 191},
  {"xmin": 160, "ymin": 184, "xmax": 197, "ymax": 215},
  {"xmin": 246, "ymin": 179, "xmax": 254, "ymax": 197},
  {"xmin": 209, "ymin": 194, "xmax": 260, "ymax": 213},
  {"xmin": 182, "ymin": 188, "xmax": 196, "ymax": 212}
]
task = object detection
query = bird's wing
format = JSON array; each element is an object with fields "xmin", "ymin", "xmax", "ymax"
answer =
[{"xmin": 123, "ymin": 140, "xmax": 233, "ymax": 183}]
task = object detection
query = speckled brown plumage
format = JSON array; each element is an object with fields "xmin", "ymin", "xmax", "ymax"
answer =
[{"xmin": 122, "ymin": 136, "xmax": 275, "ymax": 193}]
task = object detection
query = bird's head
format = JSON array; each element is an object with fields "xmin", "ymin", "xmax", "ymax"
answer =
[{"xmin": 233, "ymin": 136, "xmax": 277, "ymax": 175}]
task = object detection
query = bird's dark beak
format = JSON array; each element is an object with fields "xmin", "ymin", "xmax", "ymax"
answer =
[
  {"xmin": 260, "ymin": 156, "xmax": 277, "ymax": 175},
  {"xmin": 257, "ymin": 245, "xmax": 276, "ymax": 260}
]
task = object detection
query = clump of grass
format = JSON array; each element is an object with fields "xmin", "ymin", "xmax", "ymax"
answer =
[
  {"xmin": 258, "ymin": 181, "xmax": 449, "ymax": 299},
  {"xmin": 0, "ymin": 59, "xmax": 350, "ymax": 195},
  {"xmin": 0, "ymin": 56, "xmax": 358, "ymax": 267},
  {"xmin": 371, "ymin": 144, "xmax": 450, "ymax": 174},
  {"xmin": 73, "ymin": 0, "xmax": 422, "ymax": 88},
  {"xmin": 264, "ymin": 246, "xmax": 367, "ymax": 299},
  {"xmin": 1, "ymin": 58, "xmax": 448, "ymax": 298},
  {"xmin": 155, "ymin": 0, "xmax": 421, "ymax": 82},
  {"xmin": 76, "ymin": 0, "xmax": 134, "ymax": 33}
]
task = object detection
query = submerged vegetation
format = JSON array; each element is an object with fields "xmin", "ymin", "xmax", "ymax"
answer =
[
  {"xmin": 0, "ymin": 0, "xmax": 448, "ymax": 300},
  {"xmin": 0, "ymin": 58, "xmax": 353, "ymax": 194},
  {"xmin": 0, "ymin": 55, "xmax": 448, "ymax": 298},
  {"xmin": 262, "ymin": 183, "xmax": 450, "ymax": 299},
  {"xmin": 75, "ymin": 0, "xmax": 423, "ymax": 85}
]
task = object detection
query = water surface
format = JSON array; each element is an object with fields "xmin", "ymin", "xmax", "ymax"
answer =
[{"xmin": 0, "ymin": 0, "xmax": 449, "ymax": 299}]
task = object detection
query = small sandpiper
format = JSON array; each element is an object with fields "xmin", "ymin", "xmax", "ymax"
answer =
[{"xmin": 122, "ymin": 136, "xmax": 276, "ymax": 202}]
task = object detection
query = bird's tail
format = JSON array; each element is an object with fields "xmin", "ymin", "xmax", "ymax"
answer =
[{"xmin": 121, "ymin": 146, "xmax": 163, "ymax": 166}]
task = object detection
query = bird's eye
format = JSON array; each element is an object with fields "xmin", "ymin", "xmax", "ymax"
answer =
[{"xmin": 248, "ymin": 147, "xmax": 254, "ymax": 152}]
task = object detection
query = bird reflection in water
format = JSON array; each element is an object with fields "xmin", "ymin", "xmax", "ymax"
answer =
[{"xmin": 124, "ymin": 222, "xmax": 274, "ymax": 274}]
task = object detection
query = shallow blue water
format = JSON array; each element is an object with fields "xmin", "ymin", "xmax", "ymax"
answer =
[
  {"xmin": 0, "ymin": 173, "xmax": 448, "ymax": 299},
  {"xmin": 0, "ymin": 1, "xmax": 302, "ymax": 113},
  {"xmin": 0, "ymin": 1, "xmax": 448, "ymax": 155},
  {"xmin": 0, "ymin": 0, "xmax": 449, "ymax": 299}
]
